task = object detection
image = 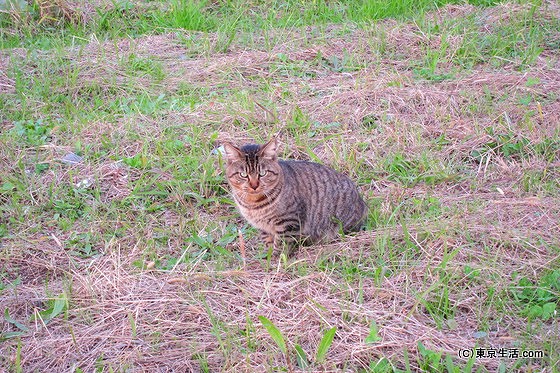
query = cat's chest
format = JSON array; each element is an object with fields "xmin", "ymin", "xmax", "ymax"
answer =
[{"xmin": 234, "ymin": 196, "xmax": 280, "ymax": 233}]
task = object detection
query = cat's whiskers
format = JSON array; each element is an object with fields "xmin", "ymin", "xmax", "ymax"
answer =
[
  {"xmin": 237, "ymin": 189, "xmax": 249, "ymax": 201},
  {"xmin": 261, "ymin": 188, "xmax": 271, "ymax": 200}
]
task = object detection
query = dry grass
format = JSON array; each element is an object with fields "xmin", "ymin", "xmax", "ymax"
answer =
[
  {"xmin": 0, "ymin": 232, "xmax": 529, "ymax": 371},
  {"xmin": 2, "ymin": 216, "xmax": 557, "ymax": 371}
]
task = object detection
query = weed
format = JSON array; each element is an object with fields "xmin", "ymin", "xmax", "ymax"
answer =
[
  {"xmin": 11, "ymin": 119, "xmax": 53, "ymax": 145},
  {"xmin": 510, "ymin": 270, "xmax": 559, "ymax": 322},
  {"xmin": 162, "ymin": 0, "xmax": 214, "ymax": 31},
  {"xmin": 2, "ymin": 308, "xmax": 29, "ymax": 341},
  {"xmin": 124, "ymin": 54, "xmax": 166, "ymax": 82},
  {"xmin": 364, "ymin": 321, "xmax": 382, "ymax": 344},
  {"xmin": 31, "ymin": 293, "xmax": 68, "ymax": 325},
  {"xmin": 383, "ymin": 153, "xmax": 453, "ymax": 186},
  {"xmin": 67, "ymin": 232, "xmax": 100, "ymax": 258},
  {"xmin": 259, "ymin": 316, "xmax": 337, "ymax": 370}
]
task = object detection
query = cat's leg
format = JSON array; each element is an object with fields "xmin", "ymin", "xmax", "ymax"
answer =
[
  {"xmin": 260, "ymin": 230, "xmax": 275, "ymax": 246},
  {"xmin": 260, "ymin": 231, "xmax": 282, "ymax": 256},
  {"xmin": 275, "ymin": 219, "xmax": 308, "ymax": 253}
]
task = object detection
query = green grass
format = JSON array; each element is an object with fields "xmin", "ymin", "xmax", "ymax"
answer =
[
  {"xmin": 1, "ymin": 0, "xmax": 508, "ymax": 49},
  {"xmin": 1, "ymin": 0, "xmax": 560, "ymax": 371}
]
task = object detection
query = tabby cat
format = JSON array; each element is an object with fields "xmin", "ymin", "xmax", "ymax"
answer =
[{"xmin": 222, "ymin": 137, "xmax": 367, "ymax": 247}]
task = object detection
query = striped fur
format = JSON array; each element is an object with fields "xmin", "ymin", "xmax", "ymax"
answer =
[{"xmin": 223, "ymin": 137, "xmax": 367, "ymax": 246}]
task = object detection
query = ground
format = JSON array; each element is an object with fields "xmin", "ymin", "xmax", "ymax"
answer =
[{"xmin": 0, "ymin": 0, "xmax": 559, "ymax": 372}]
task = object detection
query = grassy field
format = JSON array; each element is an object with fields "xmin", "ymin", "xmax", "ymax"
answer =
[{"xmin": 1, "ymin": 0, "xmax": 559, "ymax": 371}]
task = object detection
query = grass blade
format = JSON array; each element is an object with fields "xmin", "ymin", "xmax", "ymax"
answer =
[
  {"xmin": 258, "ymin": 316, "xmax": 287, "ymax": 354},
  {"xmin": 316, "ymin": 326, "xmax": 336, "ymax": 363},
  {"xmin": 365, "ymin": 320, "xmax": 382, "ymax": 343},
  {"xmin": 4, "ymin": 308, "xmax": 28, "ymax": 332},
  {"xmin": 49, "ymin": 296, "xmax": 67, "ymax": 320},
  {"xmin": 294, "ymin": 344, "xmax": 309, "ymax": 369}
]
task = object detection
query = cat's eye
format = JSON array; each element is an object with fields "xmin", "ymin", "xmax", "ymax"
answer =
[
  {"xmin": 258, "ymin": 170, "xmax": 268, "ymax": 177},
  {"xmin": 239, "ymin": 171, "xmax": 248, "ymax": 178}
]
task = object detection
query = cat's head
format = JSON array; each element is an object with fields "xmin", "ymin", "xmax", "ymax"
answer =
[{"xmin": 222, "ymin": 137, "xmax": 282, "ymax": 196}]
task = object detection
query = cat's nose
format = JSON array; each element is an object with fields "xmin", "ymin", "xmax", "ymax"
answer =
[{"xmin": 249, "ymin": 178, "xmax": 259, "ymax": 190}]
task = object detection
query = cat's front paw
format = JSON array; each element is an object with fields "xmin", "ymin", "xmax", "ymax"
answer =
[{"xmin": 260, "ymin": 231, "xmax": 275, "ymax": 246}]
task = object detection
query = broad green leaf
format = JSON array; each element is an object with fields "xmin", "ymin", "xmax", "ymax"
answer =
[
  {"xmin": 294, "ymin": 344, "xmax": 309, "ymax": 369},
  {"xmin": 258, "ymin": 316, "xmax": 287, "ymax": 354},
  {"xmin": 417, "ymin": 340, "xmax": 427, "ymax": 356},
  {"xmin": 50, "ymin": 296, "xmax": 67, "ymax": 319},
  {"xmin": 0, "ymin": 331, "xmax": 26, "ymax": 341},
  {"xmin": 527, "ymin": 304, "xmax": 543, "ymax": 320},
  {"xmin": 4, "ymin": 308, "xmax": 28, "ymax": 332},
  {"xmin": 445, "ymin": 354, "xmax": 459, "ymax": 373},
  {"xmin": 35, "ymin": 294, "xmax": 68, "ymax": 324},
  {"xmin": 365, "ymin": 321, "xmax": 382, "ymax": 343},
  {"xmin": 542, "ymin": 302, "xmax": 556, "ymax": 320},
  {"xmin": 316, "ymin": 326, "xmax": 336, "ymax": 363},
  {"xmin": 1, "ymin": 182, "xmax": 15, "ymax": 192},
  {"xmin": 525, "ymin": 76, "xmax": 541, "ymax": 87}
]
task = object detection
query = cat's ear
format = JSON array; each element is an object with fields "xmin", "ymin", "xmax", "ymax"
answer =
[
  {"xmin": 222, "ymin": 142, "xmax": 243, "ymax": 163},
  {"xmin": 259, "ymin": 137, "xmax": 278, "ymax": 160}
]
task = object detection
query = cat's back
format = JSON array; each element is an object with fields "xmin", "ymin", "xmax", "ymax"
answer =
[
  {"xmin": 279, "ymin": 159, "xmax": 357, "ymax": 191},
  {"xmin": 278, "ymin": 159, "xmax": 367, "ymax": 234}
]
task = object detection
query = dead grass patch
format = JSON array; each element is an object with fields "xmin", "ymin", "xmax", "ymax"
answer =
[{"xmin": 2, "ymin": 213, "xmax": 556, "ymax": 371}]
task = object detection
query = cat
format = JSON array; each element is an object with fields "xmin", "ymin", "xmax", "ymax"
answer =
[{"xmin": 222, "ymin": 137, "xmax": 367, "ymax": 248}]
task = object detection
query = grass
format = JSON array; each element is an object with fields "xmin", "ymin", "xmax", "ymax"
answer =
[
  {"xmin": 1, "ymin": 0, "xmax": 560, "ymax": 371},
  {"xmin": 1, "ymin": 0, "xmax": 509, "ymax": 49}
]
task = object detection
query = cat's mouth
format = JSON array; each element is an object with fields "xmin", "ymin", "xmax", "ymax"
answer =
[{"xmin": 241, "ymin": 188, "xmax": 268, "ymax": 201}]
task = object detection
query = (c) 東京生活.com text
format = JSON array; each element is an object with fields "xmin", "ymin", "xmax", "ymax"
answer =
[{"xmin": 458, "ymin": 348, "xmax": 544, "ymax": 359}]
